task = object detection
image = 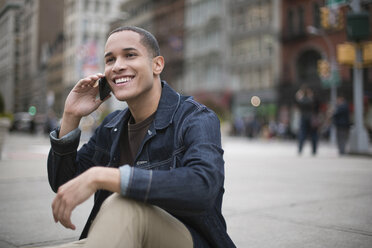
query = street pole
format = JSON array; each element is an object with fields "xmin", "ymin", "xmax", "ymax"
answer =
[
  {"xmin": 349, "ymin": 44, "xmax": 370, "ymax": 153},
  {"xmin": 348, "ymin": 0, "xmax": 370, "ymax": 153}
]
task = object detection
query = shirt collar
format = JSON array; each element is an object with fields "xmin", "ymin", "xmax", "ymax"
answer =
[{"xmin": 104, "ymin": 81, "xmax": 180, "ymax": 130}]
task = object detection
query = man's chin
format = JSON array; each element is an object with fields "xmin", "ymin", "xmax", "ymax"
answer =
[{"xmin": 114, "ymin": 93, "xmax": 133, "ymax": 102}]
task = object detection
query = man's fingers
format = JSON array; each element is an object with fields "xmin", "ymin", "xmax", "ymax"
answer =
[
  {"xmin": 52, "ymin": 186, "xmax": 79, "ymax": 230},
  {"xmin": 76, "ymin": 74, "xmax": 105, "ymax": 88},
  {"xmin": 87, "ymin": 73, "xmax": 105, "ymax": 84},
  {"xmin": 51, "ymin": 171, "xmax": 98, "ymax": 230},
  {"xmin": 61, "ymin": 207, "xmax": 75, "ymax": 230},
  {"xmin": 52, "ymin": 196, "xmax": 75, "ymax": 230},
  {"xmin": 51, "ymin": 196, "xmax": 60, "ymax": 223}
]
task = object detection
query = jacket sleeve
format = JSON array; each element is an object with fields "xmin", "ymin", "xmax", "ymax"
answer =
[
  {"xmin": 47, "ymin": 127, "xmax": 97, "ymax": 193},
  {"xmin": 124, "ymin": 106, "xmax": 225, "ymax": 216}
]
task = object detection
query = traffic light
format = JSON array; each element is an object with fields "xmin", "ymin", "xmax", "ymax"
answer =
[
  {"xmin": 320, "ymin": 7, "xmax": 330, "ymax": 29},
  {"xmin": 318, "ymin": 60, "xmax": 331, "ymax": 79},
  {"xmin": 337, "ymin": 43, "xmax": 355, "ymax": 65},
  {"xmin": 320, "ymin": 7, "xmax": 344, "ymax": 30},
  {"xmin": 337, "ymin": 42, "xmax": 372, "ymax": 66},
  {"xmin": 347, "ymin": 11, "xmax": 370, "ymax": 41}
]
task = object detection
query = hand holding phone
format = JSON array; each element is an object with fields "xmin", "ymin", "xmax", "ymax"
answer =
[{"xmin": 98, "ymin": 77, "xmax": 112, "ymax": 101}]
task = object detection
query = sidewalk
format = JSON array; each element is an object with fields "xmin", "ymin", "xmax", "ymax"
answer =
[
  {"xmin": 0, "ymin": 133, "xmax": 92, "ymax": 248},
  {"xmin": 0, "ymin": 133, "xmax": 372, "ymax": 247},
  {"xmin": 222, "ymin": 136, "xmax": 372, "ymax": 247}
]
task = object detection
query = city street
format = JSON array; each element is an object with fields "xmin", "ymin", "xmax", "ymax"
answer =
[{"xmin": 0, "ymin": 132, "xmax": 372, "ymax": 247}]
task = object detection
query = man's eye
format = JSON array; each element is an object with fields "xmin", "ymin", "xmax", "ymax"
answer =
[
  {"xmin": 105, "ymin": 57, "xmax": 114, "ymax": 63},
  {"xmin": 126, "ymin": 53, "xmax": 136, "ymax": 58}
]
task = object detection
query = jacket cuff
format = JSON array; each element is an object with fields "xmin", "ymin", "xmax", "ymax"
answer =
[
  {"xmin": 126, "ymin": 168, "xmax": 152, "ymax": 202},
  {"xmin": 49, "ymin": 128, "xmax": 81, "ymax": 155},
  {"xmin": 119, "ymin": 165, "xmax": 131, "ymax": 196}
]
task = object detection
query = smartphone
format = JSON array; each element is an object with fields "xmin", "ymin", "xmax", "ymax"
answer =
[{"xmin": 98, "ymin": 77, "xmax": 112, "ymax": 101}]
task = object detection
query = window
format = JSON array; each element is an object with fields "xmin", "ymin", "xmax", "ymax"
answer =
[
  {"xmin": 297, "ymin": 50, "xmax": 321, "ymax": 85},
  {"xmin": 288, "ymin": 9, "xmax": 294, "ymax": 36},
  {"xmin": 298, "ymin": 6, "xmax": 305, "ymax": 35},
  {"xmin": 84, "ymin": 0, "xmax": 89, "ymax": 10},
  {"xmin": 313, "ymin": 3, "xmax": 320, "ymax": 28},
  {"xmin": 95, "ymin": 0, "xmax": 100, "ymax": 12}
]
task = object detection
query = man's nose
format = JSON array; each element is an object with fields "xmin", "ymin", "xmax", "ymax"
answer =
[{"xmin": 112, "ymin": 57, "xmax": 127, "ymax": 73}]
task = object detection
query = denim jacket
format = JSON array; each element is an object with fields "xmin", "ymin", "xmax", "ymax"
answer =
[{"xmin": 48, "ymin": 81, "xmax": 235, "ymax": 248}]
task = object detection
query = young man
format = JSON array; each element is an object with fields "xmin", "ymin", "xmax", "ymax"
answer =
[{"xmin": 47, "ymin": 26, "xmax": 235, "ymax": 248}]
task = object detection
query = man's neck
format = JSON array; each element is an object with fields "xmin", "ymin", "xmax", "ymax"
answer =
[{"xmin": 127, "ymin": 79, "xmax": 162, "ymax": 124}]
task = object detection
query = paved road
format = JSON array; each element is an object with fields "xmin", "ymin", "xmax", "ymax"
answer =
[{"xmin": 0, "ymin": 133, "xmax": 371, "ymax": 247}]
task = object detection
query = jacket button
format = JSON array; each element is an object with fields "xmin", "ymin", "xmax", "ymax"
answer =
[
  {"xmin": 147, "ymin": 130, "xmax": 152, "ymax": 135},
  {"xmin": 114, "ymin": 128, "xmax": 118, "ymax": 132}
]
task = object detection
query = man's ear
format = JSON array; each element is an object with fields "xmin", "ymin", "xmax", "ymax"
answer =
[{"xmin": 153, "ymin": 56, "xmax": 164, "ymax": 76}]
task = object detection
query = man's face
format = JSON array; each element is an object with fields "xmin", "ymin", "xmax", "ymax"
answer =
[{"xmin": 104, "ymin": 30, "xmax": 156, "ymax": 102}]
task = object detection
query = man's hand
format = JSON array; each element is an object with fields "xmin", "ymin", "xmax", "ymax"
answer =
[
  {"xmin": 52, "ymin": 168, "xmax": 97, "ymax": 230},
  {"xmin": 59, "ymin": 73, "xmax": 110, "ymax": 137},
  {"xmin": 51, "ymin": 167, "xmax": 120, "ymax": 230},
  {"xmin": 64, "ymin": 73, "xmax": 107, "ymax": 118}
]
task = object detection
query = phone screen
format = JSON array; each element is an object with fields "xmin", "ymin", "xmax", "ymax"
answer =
[{"xmin": 99, "ymin": 77, "xmax": 111, "ymax": 101}]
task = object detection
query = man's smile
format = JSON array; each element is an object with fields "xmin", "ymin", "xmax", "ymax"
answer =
[{"xmin": 114, "ymin": 76, "xmax": 135, "ymax": 85}]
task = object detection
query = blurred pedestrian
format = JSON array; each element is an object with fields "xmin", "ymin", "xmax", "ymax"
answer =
[
  {"xmin": 295, "ymin": 84, "xmax": 320, "ymax": 155},
  {"xmin": 332, "ymin": 95, "xmax": 350, "ymax": 155}
]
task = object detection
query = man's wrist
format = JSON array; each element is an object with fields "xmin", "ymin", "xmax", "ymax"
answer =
[
  {"xmin": 59, "ymin": 113, "xmax": 82, "ymax": 138},
  {"xmin": 87, "ymin": 167, "xmax": 100, "ymax": 192},
  {"xmin": 89, "ymin": 167, "xmax": 120, "ymax": 193}
]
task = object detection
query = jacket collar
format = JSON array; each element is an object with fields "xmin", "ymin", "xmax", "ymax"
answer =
[{"xmin": 104, "ymin": 81, "xmax": 180, "ymax": 130}]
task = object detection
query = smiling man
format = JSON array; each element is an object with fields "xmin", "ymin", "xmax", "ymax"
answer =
[{"xmin": 47, "ymin": 26, "xmax": 235, "ymax": 248}]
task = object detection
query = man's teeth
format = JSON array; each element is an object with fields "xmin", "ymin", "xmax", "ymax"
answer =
[{"xmin": 115, "ymin": 77, "xmax": 133, "ymax": 84}]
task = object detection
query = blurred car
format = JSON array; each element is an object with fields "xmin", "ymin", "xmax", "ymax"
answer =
[{"xmin": 10, "ymin": 112, "xmax": 34, "ymax": 132}]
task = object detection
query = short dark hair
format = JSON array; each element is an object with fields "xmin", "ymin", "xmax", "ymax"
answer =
[{"xmin": 108, "ymin": 26, "xmax": 160, "ymax": 58}]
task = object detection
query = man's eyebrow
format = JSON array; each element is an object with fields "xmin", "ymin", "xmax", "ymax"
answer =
[
  {"xmin": 104, "ymin": 52, "xmax": 112, "ymax": 58},
  {"xmin": 104, "ymin": 48, "xmax": 139, "ymax": 58},
  {"xmin": 123, "ymin": 47, "xmax": 138, "ymax": 52}
]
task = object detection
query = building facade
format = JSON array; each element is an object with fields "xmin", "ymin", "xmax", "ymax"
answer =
[
  {"xmin": 229, "ymin": 0, "xmax": 281, "ymax": 127},
  {"xmin": 112, "ymin": 0, "xmax": 185, "ymax": 91},
  {"xmin": 183, "ymin": 0, "xmax": 230, "ymax": 94},
  {"xmin": 16, "ymin": 0, "xmax": 64, "ymax": 116},
  {"xmin": 63, "ymin": 0, "xmax": 123, "ymax": 112},
  {"xmin": 153, "ymin": 0, "xmax": 185, "ymax": 91},
  {"xmin": 46, "ymin": 34, "xmax": 65, "ymax": 117},
  {"xmin": 0, "ymin": 0, "xmax": 24, "ymax": 113}
]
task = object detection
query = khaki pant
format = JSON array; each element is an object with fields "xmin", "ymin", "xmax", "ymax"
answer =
[{"xmin": 40, "ymin": 193, "xmax": 193, "ymax": 248}]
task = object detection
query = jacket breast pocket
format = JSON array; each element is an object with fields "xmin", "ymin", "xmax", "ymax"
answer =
[
  {"xmin": 140, "ymin": 146, "xmax": 185, "ymax": 171},
  {"xmin": 92, "ymin": 146, "xmax": 111, "ymax": 166},
  {"xmin": 137, "ymin": 158, "xmax": 172, "ymax": 170}
]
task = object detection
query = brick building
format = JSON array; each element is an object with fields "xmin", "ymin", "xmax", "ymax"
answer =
[{"xmin": 279, "ymin": 0, "xmax": 372, "ymax": 136}]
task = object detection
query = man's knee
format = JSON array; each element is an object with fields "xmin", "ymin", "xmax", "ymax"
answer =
[
  {"xmin": 100, "ymin": 193, "xmax": 149, "ymax": 219},
  {"xmin": 88, "ymin": 193, "xmax": 193, "ymax": 248},
  {"xmin": 89, "ymin": 194, "xmax": 149, "ymax": 238}
]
